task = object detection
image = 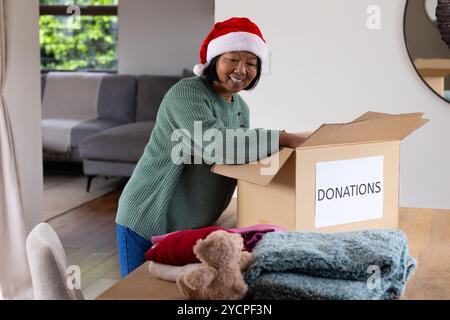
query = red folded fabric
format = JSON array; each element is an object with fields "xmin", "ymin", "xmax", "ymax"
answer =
[{"xmin": 144, "ymin": 226, "xmax": 233, "ymax": 266}]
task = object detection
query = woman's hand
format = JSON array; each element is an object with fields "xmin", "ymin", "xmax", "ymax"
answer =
[{"xmin": 279, "ymin": 131, "xmax": 313, "ymax": 149}]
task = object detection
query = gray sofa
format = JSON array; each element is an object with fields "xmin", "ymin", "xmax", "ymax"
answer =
[
  {"xmin": 41, "ymin": 72, "xmax": 137, "ymax": 161},
  {"xmin": 42, "ymin": 70, "xmax": 193, "ymax": 191}
]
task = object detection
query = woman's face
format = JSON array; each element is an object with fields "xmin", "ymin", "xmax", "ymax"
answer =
[{"xmin": 214, "ymin": 51, "xmax": 258, "ymax": 94}]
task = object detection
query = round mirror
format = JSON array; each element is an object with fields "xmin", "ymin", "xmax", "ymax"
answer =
[
  {"xmin": 425, "ymin": 0, "xmax": 438, "ymax": 22},
  {"xmin": 404, "ymin": 0, "xmax": 450, "ymax": 103}
]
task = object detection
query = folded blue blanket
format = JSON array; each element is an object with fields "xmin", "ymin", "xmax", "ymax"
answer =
[{"xmin": 244, "ymin": 229, "xmax": 417, "ymax": 300}]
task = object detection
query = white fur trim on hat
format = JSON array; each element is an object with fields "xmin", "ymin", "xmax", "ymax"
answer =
[
  {"xmin": 193, "ymin": 63, "xmax": 208, "ymax": 76},
  {"xmin": 206, "ymin": 31, "xmax": 268, "ymax": 68}
]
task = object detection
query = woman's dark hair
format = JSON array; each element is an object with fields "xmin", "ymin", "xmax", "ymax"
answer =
[{"xmin": 202, "ymin": 55, "xmax": 262, "ymax": 91}]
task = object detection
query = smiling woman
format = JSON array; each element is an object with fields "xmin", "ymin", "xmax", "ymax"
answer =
[
  {"xmin": 114, "ymin": 17, "xmax": 309, "ymax": 278},
  {"xmin": 115, "ymin": 18, "xmax": 275, "ymax": 278}
]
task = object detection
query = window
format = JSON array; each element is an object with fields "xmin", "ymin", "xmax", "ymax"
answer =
[{"xmin": 39, "ymin": 0, "xmax": 118, "ymax": 72}]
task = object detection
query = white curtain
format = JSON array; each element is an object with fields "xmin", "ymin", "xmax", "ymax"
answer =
[{"xmin": 0, "ymin": 0, "xmax": 33, "ymax": 299}]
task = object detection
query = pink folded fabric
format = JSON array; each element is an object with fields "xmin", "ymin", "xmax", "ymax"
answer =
[{"xmin": 236, "ymin": 224, "xmax": 287, "ymax": 251}]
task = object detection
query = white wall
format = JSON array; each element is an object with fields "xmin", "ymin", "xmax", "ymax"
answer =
[
  {"xmin": 4, "ymin": 0, "xmax": 43, "ymax": 231},
  {"xmin": 216, "ymin": 0, "xmax": 450, "ymax": 209},
  {"xmin": 118, "ymin": 0, "xmax": 214, "ymax": 75}
]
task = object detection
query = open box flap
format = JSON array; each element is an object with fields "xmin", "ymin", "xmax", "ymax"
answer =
[
  {"xmin": 211, "ymin": 112, "xmax": 429, "ymax": 184},
  {"xmin": 211, "ymin": 147, "xmax": 295, "ymax": 186},
  {"xmin": 351, "ymin": 111, "xmax": 392, "ymax": 122},
  {"xmin": 298, "ymin": 112, "xmax": 429, "ymax": 148}
]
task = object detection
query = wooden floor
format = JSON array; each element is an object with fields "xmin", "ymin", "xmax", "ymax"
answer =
[{"xmin": 47, "ymin": 189, "xmax": 123, "ymax": 300}]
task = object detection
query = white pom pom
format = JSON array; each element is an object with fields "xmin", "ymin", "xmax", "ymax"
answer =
[{"xmin": 193, "ymin": 64, "xmax": 205, "ymax": 76}]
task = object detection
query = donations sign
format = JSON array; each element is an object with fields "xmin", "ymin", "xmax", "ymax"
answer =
[{"xmin": 315, "ymin": 156, "xmax": 384, "ymax": 228}]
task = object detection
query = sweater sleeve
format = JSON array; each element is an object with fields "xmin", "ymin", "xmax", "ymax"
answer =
[{"xmin": 163, "ymin": 81, "xmax": 280, "ymax": 165}]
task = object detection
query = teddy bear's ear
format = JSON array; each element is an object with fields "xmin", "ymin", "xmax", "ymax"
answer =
[
  {"xmin": 193, "ymin": 231, "xmax": 228, "ymax": 259},
  {"xmin": 198, "ymin": 230, "xmax": 226, "ymax": 246},
  {"xmin": 193, "ymin": 237, "xmax": 212, "ymax": 256},
  {"xmin": 232, "ymin": 232, "xmax": 245, "ymax": 246},
  {"xmin": 223, "ymin": 232, "xmax": 244, "ymax": 251}
]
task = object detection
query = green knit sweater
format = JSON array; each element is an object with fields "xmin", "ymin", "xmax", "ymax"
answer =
[{"xmin": 116, "ymin": 76, "xmax": 280, "ymax": 240}]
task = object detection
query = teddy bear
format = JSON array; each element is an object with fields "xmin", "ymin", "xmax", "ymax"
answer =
[{"xmin": 176, "ymin": 230, "xmax": 254, "ymax": 300}]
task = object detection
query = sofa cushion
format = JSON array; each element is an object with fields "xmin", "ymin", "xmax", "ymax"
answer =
[
  {"xmin": 42, "ymin": 72, "xmax": 106, "ymax": 120},
  {"xmin": 79, "ymin": 121, "xmax": 155, "ymax": 163},
  {"xmin": 70, "ymin": 119, "xmax": 125, "ymax": 147},
  {"xmin": 135, "ymin": 75, "xmax": 179, "ymax": 122},
  {"xmin": 97, "ymin": 74, "xmax": 137, "ymax": 123},
  {"xmin": 42, "ymin": 118, "xmax": 123, "ymax": 153},
  {"xmin": 42, "ymin": 119, "xmax": 85, "ymax": 153}
]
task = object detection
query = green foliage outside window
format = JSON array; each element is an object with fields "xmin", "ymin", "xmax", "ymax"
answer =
[{"xmin": 40, "ymin": 0, "xmax": 118, "ymax": 71}]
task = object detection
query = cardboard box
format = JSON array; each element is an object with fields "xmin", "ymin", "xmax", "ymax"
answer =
[{"xmin": 212, "ymin": 111, "xmax": 429, "ymax": 232}]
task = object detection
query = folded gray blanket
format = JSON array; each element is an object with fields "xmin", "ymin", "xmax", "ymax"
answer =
[{"xmin": 244, "ymin": 229, "xmax": 417, "ymax": 300}]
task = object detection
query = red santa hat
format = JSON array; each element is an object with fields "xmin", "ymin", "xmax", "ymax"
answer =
[{"xmin": 193, "ymin": 17, "xmax": 268, "ymax": 76}]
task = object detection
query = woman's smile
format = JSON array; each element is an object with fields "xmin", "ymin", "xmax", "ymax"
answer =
[{"xmin": 229, "ymin": 75, "xmax": 246, "ymax": 89}]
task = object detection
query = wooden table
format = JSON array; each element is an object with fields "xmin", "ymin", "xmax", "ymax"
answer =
[{"xmin": 97, "ymin": 207, "xmax": 450, "ymax": 300}]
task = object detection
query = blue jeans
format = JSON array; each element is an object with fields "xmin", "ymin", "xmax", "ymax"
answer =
[{"xmin": 116, "ymin": 224, "xmax": 152, "ymax": 278}]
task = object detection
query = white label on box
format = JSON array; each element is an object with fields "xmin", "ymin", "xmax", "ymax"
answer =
[{"xmin": 315, "ymin": 156, "xmax": 384, "ymax": 228}]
